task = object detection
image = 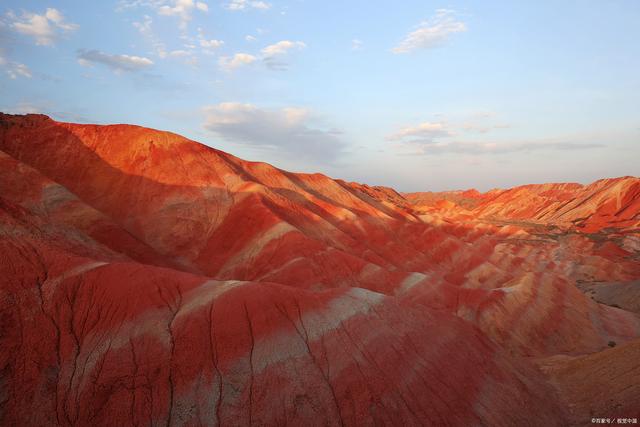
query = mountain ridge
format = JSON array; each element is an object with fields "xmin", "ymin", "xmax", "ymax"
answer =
[{"xmin": 1, "ymin": 112, "xmax": 639, "ymax": 426}]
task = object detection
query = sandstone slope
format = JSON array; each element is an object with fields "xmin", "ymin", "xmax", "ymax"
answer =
[{"xmin": 1, "ymin": 113, "xmax": 639, "ymax": 425}]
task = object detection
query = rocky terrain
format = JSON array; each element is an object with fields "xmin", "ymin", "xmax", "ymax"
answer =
[{"xmin": 1, "ymin": 113, "xmax": 639, "ymax": 426}]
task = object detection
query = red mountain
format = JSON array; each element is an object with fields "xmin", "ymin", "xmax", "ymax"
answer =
[
  {"xmin": 1, "ymin": 113, "xmax": 639, "ymax": 426},
  {"xmin": 406, "ymin": 178, "xmax": 640, "ymax": 232}
]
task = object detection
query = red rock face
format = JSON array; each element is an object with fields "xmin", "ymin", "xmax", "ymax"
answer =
[
  {"xmin": 406, "ymin": 178, "xmax": 640, "ymax": 232},
  {"xmin": 1, "ymin": 113, "xmax": 639, "ymax": 425}
]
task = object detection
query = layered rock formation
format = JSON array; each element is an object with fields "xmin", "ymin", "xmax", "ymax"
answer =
[
  {"xmin": 406, "ymin": 178, "xmax": 640, "ymax": 232},
  {"xmin": 1, "ymin": 113, "xmax": 639, "ymax": 425}
]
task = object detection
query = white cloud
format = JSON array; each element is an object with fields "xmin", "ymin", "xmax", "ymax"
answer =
[
  {"xmin": 215, "ymin": 40, "xmax": 306, "ymax": 73},
  {"xmin": 133, "ymin": 14, "xmax": 167, "ymax": 56},
  {"xmin": 77, "ymin": 49, "xmax": 154, "ymax": 73},
  {"xmin": 196, "ymin": 28, "xmax": 224, "ymax": 55},
  {"xmin": 351, "ymin": 39, "xmax": 363, "ymax": 51},
  {"xmin": 218, "ymin": 53, "xmax": 257, "ymax": 70},
  {"xmin": 387, "ymin": 121, "xmax": 452, "ymax": 142},
  {"xmin": 392, "ymin": 9, "xmax": 466, "ymax": 54},
  {"xmin": 203, "ymin": 102, "xmax": 345, "ymax": 161},
  {"xmin": 134, "ymin": 16, "xmax": 200, "ymax": 63},
  {"xmin": 261, "ymin": 40, "xmax": 306, "ymax": 70},
  {"xmin": 165, "ymin": 49, "xmax": 190, "ymax": 57},
  {"xmin": 156, "ymin": 0, "xmax": 209, "ymax": 30},
  {"xmin": 261, "ymin": 40, "xmax": 305, "ymax": 57},
  {"xmin": 116, "ymin": 1, "xmax": 164, "ymax": 10},
  {"xmin": 10, "ymin": 8, "xmax": 78, "ymax": 46},
  {"xmin": 245, "ymin": 35, "xmax": 257, "ymax": 42},
  {"xmin": 200, "ymin": 38, "xmax": 224, "ymax": 49},
  {"xmin": 6, "ymin": 62, "xmax": 32, "ymax": 79},
  {"xmin": 224, "ymin": 0, "xmax": 271, "ymax": 11},
  {"xmin": 0, "ymin": 53, "xmax": 32, "ymax": 79},
  {"xmin": 44, "ymin": 8, "xmax": 77, "ymax": 31},
  {"xmin": 133, "ymin": 14, "xmax": 154, "ymax": 37}
]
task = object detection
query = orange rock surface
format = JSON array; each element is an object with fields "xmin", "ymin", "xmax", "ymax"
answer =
[
  {"xmin": 1, "ymin": 113, "xmax": 639, "ymax": 425},
  {"xmin": 406, "ymin": 178, "xmax": 640, "ymax": 232}
]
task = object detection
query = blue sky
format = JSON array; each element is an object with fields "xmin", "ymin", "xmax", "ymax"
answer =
[{"xmin": 1, "ymin": 0, "xmax": 638, "ymax": 191}]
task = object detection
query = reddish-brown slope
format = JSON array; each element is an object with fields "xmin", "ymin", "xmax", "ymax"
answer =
[
  {"xmin": 0, "ymin": 209, "xmax": 567, "ymax": 426},
  {"xmin": 0, "ymin": 149, "xmax": 180, "ymax": 268},
  {"xmin": 405, "ymin": 188, "xmax": 485, "ymax": 210},
  {"xmin": 538, "ymin": 339, "xmax": 640, "ymax": 424},
  {"xmin": 1, "ymin": 113, "xmax": 640, "ymax": 424},
  {"xmin": 406, "ymin": 178, "xmax": 640, "ymax": 232},
  {"xmin": 474, "ymin": 179, "xmax": 640, "ymax": 232}
]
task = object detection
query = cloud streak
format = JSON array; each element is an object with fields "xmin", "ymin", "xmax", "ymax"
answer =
[
  {"xmin": 224, "ymin": 0, "xmax": 271, "ymax": 11},
  {"xmin": 392, "ymin": 9, "xmax": 466, "ymax": 54},
  {"xmin": 398, "ymin": 140, "xmax": 604, "ymax": 155},
  {"xmin": 77, "ymin": 49, "xmax": 154, "ymax": 72},
  {"xmin": 388, "ymin": 120, "xmax": 602, "ymax": 155},
  {"xmin": 261, "ymin": 40, "xmax": 306, "ymax": 70},
  {"xmin": 203, "ymin": 102, "xmax": 345, "ymax": 162},
  {"xmin": 0, "ymin": 52, "xmax": 32, "ymax": 79},
  {"xmin": 386, "ymin": 121, "xmax": 452, "ymax": 142}
]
